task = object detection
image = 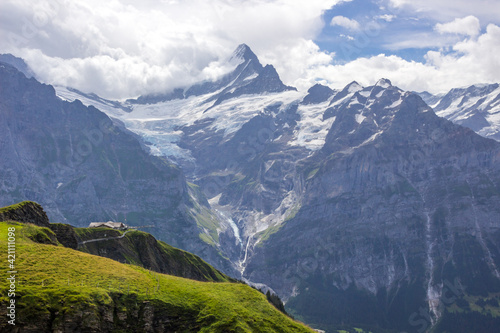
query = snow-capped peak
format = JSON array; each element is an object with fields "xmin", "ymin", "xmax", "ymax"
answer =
[
  {"xmin": 375, "ymin": 78, "xmax": 392, "ymax": 89},
  {"xmin": 229, "ymin": 43, "xmax": 259, "ymax": 64},
  {"xmin": 346, "ymin": 81, "xmax": 363, "ymax": 93}
]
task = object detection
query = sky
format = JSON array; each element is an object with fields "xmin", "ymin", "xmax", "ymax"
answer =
[{"xmin": 1, "ymin": 0, "xmax": 500, "ymax": 99}]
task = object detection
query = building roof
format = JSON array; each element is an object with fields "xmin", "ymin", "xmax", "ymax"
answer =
[{"xmin": 88, "ymin": 221, "xmax": 127, "ymax": 229}]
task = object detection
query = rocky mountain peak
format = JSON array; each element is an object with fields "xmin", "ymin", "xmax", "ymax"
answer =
[
  {"xmin": 326, "ymin": 81, "xmax": 363, "ymax": 107},
  {"xmin": 202, "ymin": 52, "xmax": 296, "ymax": 108},
  {"xmin": 345, "ymin": 80, "xmax": 363, "ymax": 92},
  {"xmin": 0, "ymin": 53, "xmax": 35, "ymax": 78},
  {"xmin": 230, "ymin": 43, "xmax": 260, "ymax": 65},
  {"xmin": 253, "ymin": 64, "xmax": 296, "ymax": 92},
  {"xmin": 302, "ymin": 83, "xmax": 335, "ymax": 105},
  {"xmin": 322, "ymin": 85, "xmax": 430, "ymax": 155},
  {"xmin": 375, "ymin": 78, "xmax": 392, "ymax": 88},
  {"xmin": 226, "ymin": 44, "xmax": 264, "ymax": 81}
]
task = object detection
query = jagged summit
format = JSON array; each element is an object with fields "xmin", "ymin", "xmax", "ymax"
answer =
[
  {"xmin": 375, "ymin": 78, "xmax": 392, "ymax": 88},
  {"xmin": 186, "ymin": 45, "xmax": 295, "ymax": 107},
  {"xmin": 327, "ymin": 81, "xmax": 362, "ymax": 106},
  {"xmin": 345, "ymin": 81, "xmax": 362, "ymax": 92},
  {"xmin": 129, "ymin": 44, "xmax": 293, "ymax": 105},
  {"xmin": 321, "ymin": 79, "xmax": 432, "ymax": 154},
  {"xmin": 230, "ymin": 43, "xmax": 260, "ymax": 64},
  {"xmin": 302, "ymin": 83, "xmax": 335, "ymax": 105},
  {"xmin": 0, "ymin": 53, "xmax": 35, "ymax": 78}
]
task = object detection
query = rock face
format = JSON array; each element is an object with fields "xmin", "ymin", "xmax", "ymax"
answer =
[
  {"xmin": 0, "ymin": 295, "xmax": 204, "ymax": 333},
  {"xmin": 0, "ymin": 201, "xmax": 50, "ymax": 227},
  {"xmin": 0, "ymin": 62, "xmax": 234, "ymax": 275},
  {"xmin": 48, "ymin": 223, "xmax": 79, "ymax": 249},
  {"xmin": 302, "ymin": 84, "xmax": 335, "ymax": 105},
  {"xmin": 245, "ymin": 81, "xmax": 500, "ymax": 332}
]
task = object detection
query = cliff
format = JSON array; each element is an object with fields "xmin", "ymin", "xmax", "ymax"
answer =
[{"xmin": 0, "ymin": 201, "xmax": 50, "ymax": 227}]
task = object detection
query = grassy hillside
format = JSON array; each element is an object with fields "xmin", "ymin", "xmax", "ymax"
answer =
[
  {"xmin": 0, "ymin": 221, "xmax": 313, "ymax": 332},
  {"xmin": 73, "ymin": 226, "xmax": 232, "ymax": 283}
]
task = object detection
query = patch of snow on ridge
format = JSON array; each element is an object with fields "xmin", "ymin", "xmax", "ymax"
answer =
[
  {"xmin": 431, "ymin": 85, "xmax": 500, "ymax": 141},
  {"xmin": 355, "ymin": 113, "xmax": 366, "ymax": 124},
  {"xmin": 348, "ymin": 82, "xmax": 363, "ymax": 93},
  {"xmin": 375, "ymin": 78, "xmax": 391, "ymax": 88},
  {"xmin": 359, "ymin": 90, "xmax": 371, "ymax": 97},
  {"xmin": 54, "ymin": 86, "xmax": 127, "ymax": 118},
  {"xmin": 243, "ymin": 73, "xmax": 258, "ymax": 81},
  {"xmin": 289, "ymin": 99, "xmax": 336, "ymax": 150},
  {"xmin": 387, "ymin": 98, "xmax": 402, "ymax": 109},
  {"xmin": 205, "ymin": 90, "xmax": 303, "ymax": 137}
]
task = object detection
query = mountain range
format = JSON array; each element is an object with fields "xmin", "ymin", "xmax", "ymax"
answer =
[
  {"xmin": 2, "ymin": 45, "xmax": 500, "ymax": 332},
  {"xmin": 418, "ymin": 84, "xmax": 500, "ymax": 141}
]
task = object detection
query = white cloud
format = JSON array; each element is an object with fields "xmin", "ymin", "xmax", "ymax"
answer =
[
  {"xmin": 425, "ymin": 23, "xmax": 500, "ymax": 87},
  {"xmin": 330, "ymin": 15, "xmax": 361, "ymax": 31},
  {"xmin": 383, "ymin": 33, "xmax": 451, "ymax": 50},
  {"xmin": 0, "ymin": 0, "xmax": 344, "ymax": 99},
  {"xmin": 435, "ymin": 16, "xmax": 480, "ymax": 37},
  {"xmin": 340, "ymin": 34, "xmax": 355, "ymax": 41},
  {"xmin": 388, "ymin": 0, "xmax": 500, "ymax": 24},
  {"xmin": 260, "ymin": 39, "xmax": 334, "ymax": 92},
  {"xmin": 377, "ymin": 14, "xmax": 395, "ymax": 22},
  {"xmin": 319, "ymin": 22, "xmax": 500, "ymax": 94},
  {"xmin": 0, "ymin": 0, "xmax": 499, "ymax": 100},
  {"xmin": 322, "ymin": 54, "xmax": 438, "ymax": 92}
]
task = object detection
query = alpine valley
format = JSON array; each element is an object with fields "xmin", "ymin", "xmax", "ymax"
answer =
[{"xmin": 1, "ymin": 45, "xmax": 500, "ymax": 332}]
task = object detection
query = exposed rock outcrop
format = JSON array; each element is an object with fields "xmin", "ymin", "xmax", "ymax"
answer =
[{"xmin": 0, "ymin": 201, "xmax": 50, "ymax": 227}]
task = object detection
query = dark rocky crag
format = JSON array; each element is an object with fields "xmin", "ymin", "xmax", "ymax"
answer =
[
  {"xmin": 0, "ymin": 201, "xmax": 50, "ymax": 228},
  {"xmin": 0, "ymin": 294, "xmax": 205, "ymax": 333}
]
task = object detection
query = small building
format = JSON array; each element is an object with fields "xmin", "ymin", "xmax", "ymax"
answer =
[{"xmin": 88, "ymin": 221, "xmax": 127, "ymax": 230}]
